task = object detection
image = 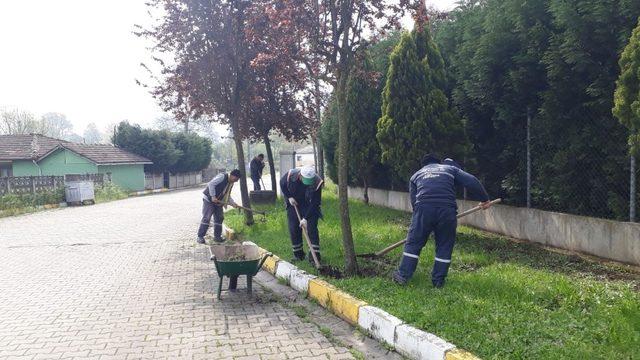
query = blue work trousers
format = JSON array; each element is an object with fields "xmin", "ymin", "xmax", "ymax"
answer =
[{"xmin": 397, "ymin": 204, "xmax": 457, "ymax": 286}]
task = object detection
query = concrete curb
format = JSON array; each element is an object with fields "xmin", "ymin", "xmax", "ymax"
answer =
[{"xmin": 249, "ymin": 242, "xmax": 481, "ymax": 360}]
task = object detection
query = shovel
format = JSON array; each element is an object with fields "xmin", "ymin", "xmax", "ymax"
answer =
[
  {"xmin": 356, "ymin": 198, "xmax": 502, "ymax": 259},
  {"xmin": 219, "ymin": 201, "xmax": 267, "ymax": 222},
  {"xmin": 293, "ymin": 203, "xmax": 323, "ymax": 270}
]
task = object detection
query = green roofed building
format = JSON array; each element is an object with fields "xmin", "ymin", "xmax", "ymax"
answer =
[{"xmin": 0, "ymin": 134, "xmax": 152, "ymax": 191}]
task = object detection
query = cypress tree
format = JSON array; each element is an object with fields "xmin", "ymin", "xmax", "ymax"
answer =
[
  {"xmin": 614, "ymin": 18, "xmax": 640, "ymax": 156},
  {"xmin": 377, "ymin": 14, "xmax": 467, "ymax": 181}
]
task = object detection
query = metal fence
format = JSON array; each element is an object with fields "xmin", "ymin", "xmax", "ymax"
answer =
[
  {"xmin": 144, "ymin": 171, "xmax": 204, "ymax": 190},
  {"xmin": 0, "ymin": 173, "xmax": 111, "ymax": 196},
  {"xmin": 474, "ymin": 116, "xmax": 639, "ymax": 223}
]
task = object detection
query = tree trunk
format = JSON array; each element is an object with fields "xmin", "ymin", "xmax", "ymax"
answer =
[
  {"xmin": 232, "ymin": 131, "xmax": 254, "ymax": 225},
  {"xmin": 318, "ymin": 141, "xmax": 325, "ymax": 180},
  {"xmin": 263, "ymin": 132, "xmax": 277, "ymax": 196},
  {"xmin": 336, "ymin": 67, "xmax": 357, "ymax": 275},
  {"xmin": 314, "ymin": 74, "xmax": 325, "ymax": 179},
  {"xmin": 311, "ymin": 135, "xmax": 318, "ymax": 173}
]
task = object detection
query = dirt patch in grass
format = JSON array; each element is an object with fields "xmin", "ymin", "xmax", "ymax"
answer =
[{"xmin": 318, "ymin": 265, "xmax": 344, "ymax": 279}]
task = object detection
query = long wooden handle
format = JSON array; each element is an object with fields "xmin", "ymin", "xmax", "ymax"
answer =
[
  {"xmin": 374, "ymin": 198, "xmax": 502, "ymax": 257},
  {"xmin": 456, "ymin": 198, "xmax": 502, "ymax": 218},
  {"xmin": 374, "ymin": 238, "xmax": 407, "ymax": 257},
  {"xmin": 220, "ymin": 202, "xmax": 266, "ymax": 215},
  {"xmin": 293, "ymin": 204, "xmax": 321, "ymax": 269}
]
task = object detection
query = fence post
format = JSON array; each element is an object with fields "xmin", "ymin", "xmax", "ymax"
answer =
[
  {"xmin": 526, "ymin": 107, "xmax": 532, "ymax": 208},
  {"xmin": 31, "ymin": 176, "xmax": 36, "ymax": 193},
  {"xmin": 631, "ymin": 155, "xmax": 637, "ymax": 222}
]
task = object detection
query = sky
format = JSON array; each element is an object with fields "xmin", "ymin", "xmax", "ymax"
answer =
[{"xmin": 0, "ymin": 0, "xmax": 458, "ymax": 137}]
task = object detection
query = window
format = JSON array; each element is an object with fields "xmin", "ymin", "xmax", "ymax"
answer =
[{"xmin": 0, "ymin": 164, "xmax": 12, "ymax": 177}]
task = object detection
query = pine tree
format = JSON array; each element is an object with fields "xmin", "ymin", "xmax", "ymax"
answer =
[
  {"xmin": 614, "ymin": 18, "xmax": 640, "ymax": 156},
  {"xmin": 377, "ymin": 15, "xmax": 467, "ymax": 181}
]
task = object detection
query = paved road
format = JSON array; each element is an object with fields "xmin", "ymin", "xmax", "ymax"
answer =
[{"xmin": 0, "ymin": 187, "xmax": 354, "ymax": 359}]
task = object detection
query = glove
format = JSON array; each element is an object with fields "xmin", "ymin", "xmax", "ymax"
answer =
[
  {"xmin": 479, "ymin": 201, "xmax": 492, "ymax": 210},
  {"xmin": 299, "ymin": 218, "xmax": 308, "ymax": 228},
  {"xmin": 288, "ymin": 197, "xmax": 298, "ymax": 206}
]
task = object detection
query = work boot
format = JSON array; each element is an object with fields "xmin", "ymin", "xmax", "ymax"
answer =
[
  {"xmin": 432, "ymin": 280, "xmax": 445, "ymax": 288},
  {"xmin": 392, "ymin": 271, "xmax": 408, "ymax": 286},
  {"xmin": 196, "ymin": 237, "xmax": 206, "ymax": 244},
  {"xmin": 291, "ymin": 254, "xmax": 306, "ymax": 263},
  {"xmin": 213, "ymin": 237, "xmax": 225, "ymax": 243}
]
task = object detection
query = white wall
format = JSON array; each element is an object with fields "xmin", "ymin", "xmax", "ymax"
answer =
[{"xmin": 348, "ymin": 186, "xmax": 640, "ymax": 266}]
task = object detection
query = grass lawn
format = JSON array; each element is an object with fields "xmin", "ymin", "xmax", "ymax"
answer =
[{"xmin": 226, "ymin": 184, "xmax": 640, "ymax": 359}]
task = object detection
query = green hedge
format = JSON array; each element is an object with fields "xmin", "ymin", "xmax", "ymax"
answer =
[{"xmin": 0, "ymin": 188, "xmax": 64, "ymax": 211}]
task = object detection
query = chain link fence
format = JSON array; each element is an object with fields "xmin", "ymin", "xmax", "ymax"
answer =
[{"xmin": 475, "ymin": 116, "xmax": 638, "ymax": 223}]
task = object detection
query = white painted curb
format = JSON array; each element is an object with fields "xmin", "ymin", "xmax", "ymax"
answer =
[
  {"xmin": 395, "ymin": 324, "xmax": 455, "ymax": 360},
  {"xmin": 358, "ymin": 305, "xmax": 403, "ymax": 347},
  {"xmin": 289, "ymin": 269, "xmax": 316, "ymax": 293},
  {"xmin": 275, "ymin": 260, "xmax": 296, "ymax": 282}
]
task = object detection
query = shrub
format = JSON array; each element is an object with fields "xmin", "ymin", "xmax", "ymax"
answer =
[{"xmin": 95, "ymin": 183, "xmax": 128, "ymax": 203}]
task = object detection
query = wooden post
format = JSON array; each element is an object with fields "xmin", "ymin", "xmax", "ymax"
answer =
[{"xmin": 31, "ymin": 176, "xmax": 36, "ymax": 194}]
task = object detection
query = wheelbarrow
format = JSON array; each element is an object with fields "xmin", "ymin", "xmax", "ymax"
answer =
[{"xmin": 209, "ymin": 243, "xmax": 272, "ymax": 299}]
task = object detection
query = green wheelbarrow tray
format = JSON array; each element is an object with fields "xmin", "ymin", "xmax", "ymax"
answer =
[{"xmin": 209, "ymin": 243, "xmax": 272, "ymax": 300}]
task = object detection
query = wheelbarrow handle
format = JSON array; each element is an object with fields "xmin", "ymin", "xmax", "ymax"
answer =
[{"xmin": 257, "ymin": 252, "xmax": 273, "ymax": 271}]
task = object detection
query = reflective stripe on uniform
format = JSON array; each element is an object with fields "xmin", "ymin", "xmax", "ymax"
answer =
[
  {"xmin": 435, "ymin": 257, "xmax": 451, "ymax": 263},
  {"xmin": 403, "ymin": 252, "xmax": 419, "ymax": 259}
]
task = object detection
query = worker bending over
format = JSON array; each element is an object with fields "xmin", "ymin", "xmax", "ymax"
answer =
[
  {"xmin": 280, "ymin": 166, "xmax": 324, "ymax": 263},
  {"xmin": 197, "ymin": 169, "xmax": 241, "ymax": 244},
  {"xmin": 393, "ymin": 154, "xmax": 492, "ymax": 288}
]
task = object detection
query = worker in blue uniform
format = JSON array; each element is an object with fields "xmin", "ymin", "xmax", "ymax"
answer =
[
  {"xmin": 392, "ymin": 154, "xmax": 492, "ymax": 288},
  {"xmin": 280, "ymin": 166, "xmax": 324, "ymax": 263}
]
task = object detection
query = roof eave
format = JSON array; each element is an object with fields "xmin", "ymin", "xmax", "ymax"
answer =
[{"xmin": 96, "ymin": 162, "xmax": 153, "ymax": 165}]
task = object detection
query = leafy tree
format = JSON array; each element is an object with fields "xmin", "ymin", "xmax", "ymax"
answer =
[
  {"xmin": 83, "ymin": 123, "xmax": 103, "ymax": 144},
  {"xmin": 139, "ymin": 0, "xmax": 260, "ymax": 225},
  {"xmin": 436, "ymin": 0, "xmax": 640, "ymax": 219},
  {"xmin": 303, "ymin": 0, "xmax": 408, "ymax": 274},
  {"xmin": 112, "ymin": 121, "xmax": 182, "ymax": 173},
  {"xmin": 0, "ymin": 108, "xmax": 40, "ymax": 135},
  {"xmin": 40, "ymin": 113, "xmax": 74, "ymax": 140},
  {"xmin": 436, "ymin": 0, "xmax": 551, "ymax": 203},
  {"xmin": 378, "ymin": 13, "xmax": 468, "ymax": 181},
  {"xmin": 169, "ymin": 132, "xmax": 213, "ymax": 173},
  {"xmin": 535, "ymin": 0, "xmax": 640, "ymax": 218},
  {"xmin": 614, "ymin": 18, "xmax": 640, "ymax": 157}
]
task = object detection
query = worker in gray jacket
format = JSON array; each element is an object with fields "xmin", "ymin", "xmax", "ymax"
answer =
[{"xmin": 197, "ymin": 169, "xmax": 241, "ymax": 244}]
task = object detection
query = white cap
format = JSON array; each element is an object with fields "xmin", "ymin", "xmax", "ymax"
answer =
[{"xmin": 301, "ymin": 166, "xmax": 316, "ymax": 179}]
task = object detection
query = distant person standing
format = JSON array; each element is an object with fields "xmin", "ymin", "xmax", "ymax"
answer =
[
  {"xmin": 250, "ymin": 154, "xmax": 265, "ymax": 191},
  {"xmin": 393, "ymin": 154, "xmax": 492, "ymax": 288},
  {"xmin": 280, "ymin": 166, "xmax": 324, "ymax": 263},
  {"xmin": 197, "ymin": 169, "xmax": 241, "ymax": 244}
]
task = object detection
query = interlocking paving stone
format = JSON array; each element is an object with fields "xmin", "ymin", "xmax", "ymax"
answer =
[{"xmin": 0, "ymin": 188, "xmax": 355, "ymax": 359}]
